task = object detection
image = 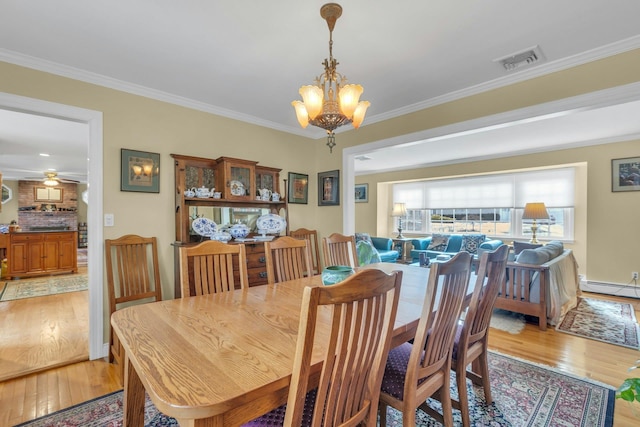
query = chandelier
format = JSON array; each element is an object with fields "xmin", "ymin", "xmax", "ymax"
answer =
[{"xmin": 291, "ymin": 3, "xmax": 370, "ymax": 153}]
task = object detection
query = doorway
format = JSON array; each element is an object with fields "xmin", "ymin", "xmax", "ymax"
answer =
[{"xmin": 0, "ymin": 92, "xmax": 104, "ymax": 360}]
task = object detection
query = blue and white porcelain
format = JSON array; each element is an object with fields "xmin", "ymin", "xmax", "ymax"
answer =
[
  {"xmin": 229, "ymin": 223, "xmax": 250, "ymax": 239},
  {"xmin": 210, "ymin": 231, "xmax": 232, "ymax": 242},
  {"xmin": 256, "ymin": 214, "xmax": 286, "ymax": 234},
  {"xmin": 191, "ymin": 217, "xmax": 217, "ymax": 237},
  {"xmin": 230, "ymin": 180, "xmax": 245, "ymax": 196}
]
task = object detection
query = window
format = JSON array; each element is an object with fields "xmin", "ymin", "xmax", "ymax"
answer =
[{"xmin": 394, "ymin": 167, "xmax": 575, "ymax": 240}]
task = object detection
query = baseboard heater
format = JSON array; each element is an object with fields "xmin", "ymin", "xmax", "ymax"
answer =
[{"xmin": 581, "ymin": 281, "xmax": 640, "ymax": 299}]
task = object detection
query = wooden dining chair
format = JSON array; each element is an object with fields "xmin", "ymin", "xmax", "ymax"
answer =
[
  {"xmin": 289, "ymin": 228, "xmax": 321, "ymax": 275},
  {"xmin": 179, "ymin": 240, "xmax": 248, "ymax": 297},
  {"xmin": 265, "ymin": 236, "xmax": 313, "ymax": 284},
  {"xmin": 449, "ymin": 244, "xmax": 509, "ymax": 427},
  {"xmin": 243, "ymin": 268, "xmax": 403, "ymax": 427},
  {"xmin": 105, "ymin": 234, "xmax": 163, "ymax": 380},
  {"xmin": 322, "ymin": 232, "xmax": 358, "ymax": 268},
  {"xmin": 378, "ymin": 251, "xmax": 473, "ymax": 427}
]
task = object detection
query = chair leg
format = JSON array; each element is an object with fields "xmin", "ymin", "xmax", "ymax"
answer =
[
  {"xmin": 440, "ymin": 375, "xmax": 455, "ymax": 427},
  {"xmin": 478, "ymin": 352, "xmax": 493, "ymax": 404},
  {"xmin": 456, "ymin": 365, "xmax": 471, "ymax": 427},
  {"xmin": 379, "ymin": 402, "xmax": 388, "ymax": 427}
]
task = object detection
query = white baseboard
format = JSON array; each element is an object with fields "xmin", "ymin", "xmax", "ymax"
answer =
[{"xmin": 581, "ymin": 281, "xmax": 640, "ymax": 299}]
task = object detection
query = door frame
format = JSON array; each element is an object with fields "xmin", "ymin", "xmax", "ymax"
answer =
[{"xmin": 0, "ymin": 92, "xmax": 104, "ymax": 360}]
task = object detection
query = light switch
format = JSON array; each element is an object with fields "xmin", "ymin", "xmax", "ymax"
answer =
[{"xmin": 104, "ymin": 213, "xmax": 114, "ymax": 227}]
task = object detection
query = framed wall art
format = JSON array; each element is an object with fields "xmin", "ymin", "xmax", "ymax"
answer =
[
  {"xmin": 288, "ymin": 172, "xmax": 309, "ymax": 204},
  {"xmin": 121, "ymin": 149, "xmax": 160, "ymax": 193},
  {"xmin": 318, "ymin": 170, "xmax": 340, "ymax": 206},
  {"xmin": 612, "ymin": 156, "xmax": 640, "ymax": 192},
  {"xmin": 355, "ymin": 183, "xmax": 368, "ymax": 203}
]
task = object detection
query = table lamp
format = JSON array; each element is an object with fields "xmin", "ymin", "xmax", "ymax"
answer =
[
  {"xmin": 522, "ymin": 202, "xmax": 549, "ymax": 244},
  {"xmin": 391, "ymin": 202, "xmax": 407, "ymax": 238}
]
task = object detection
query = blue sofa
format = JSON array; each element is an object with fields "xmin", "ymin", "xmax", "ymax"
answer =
[
  {"xmin": 355, "ymin": 233, "xmax": 400, "ymax": 263},
  {"xmin": 410, "ymin": 234, "xmax": 503, "ymax": 262},
  {"xmin": 370, "ymin": 237, "xmax": 400, "ymax": 263}
]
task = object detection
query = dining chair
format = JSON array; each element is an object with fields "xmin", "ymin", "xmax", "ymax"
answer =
[
  {"xmin": 105, "ymin": 234, "xmax": 163, "ymax": 380},
  {"xmin": 321, "ymin": 232, "xmax": 358, "ymax": 268},
  {"xmin": 265, "ymin": 236, "xmax": 313, "ymax": 284},
  {"xmin": 378, "ymin": 251, "xmax": 473, "ymax": 427},
  {"xmin": 289, "ymin": 228, "xmax": 321, "ymax": 275},
  {"xmin": 449, "ymin": 244, "xmax": 509, "ymax": 427},
  {"xmin": 243, "ymin": 268, "xmax": 402, "ymax": 427},
  {"xmin": 179, "ymin": 240, "xmax": 248, "ymax": 297}
]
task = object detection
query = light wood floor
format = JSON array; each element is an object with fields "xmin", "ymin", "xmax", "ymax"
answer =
[
  {"xmin": 0, "ymin": 291, "xmax": 638, "ymax": 426},
  {"xmin": 0, "ymin": 272, "xmax": 89, "ymax": 382}
]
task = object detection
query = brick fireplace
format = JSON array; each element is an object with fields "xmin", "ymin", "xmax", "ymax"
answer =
[{"xmin": 17, "ymin": 181, "xmax": 78, "ymax": 231}]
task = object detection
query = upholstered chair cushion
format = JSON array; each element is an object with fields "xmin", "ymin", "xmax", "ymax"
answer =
[
  {"xmin": 380, "ymin": 342, "xmax": 427, "ymax": 401},
  {"xmin": 242, "ymin": 390, "xmax": 316, "ymax": 426},
  {"xmin": 513, "ymin": 241, "xmax": 542, "ymax": 255}
]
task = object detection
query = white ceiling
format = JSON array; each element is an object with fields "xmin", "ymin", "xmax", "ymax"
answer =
[{"xmin": 1, "ymin": 0, "xmax": 640, "ymax": 181}]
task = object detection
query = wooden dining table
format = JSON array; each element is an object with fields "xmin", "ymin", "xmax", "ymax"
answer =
[{"xmin": 111, "ymin": 262, "xmax": 475, "ymax": 427}]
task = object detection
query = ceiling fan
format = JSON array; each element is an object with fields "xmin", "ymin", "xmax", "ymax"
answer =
[{"xmin": 24, "ymin": 171, "xmax": 80, "ymax": 186}]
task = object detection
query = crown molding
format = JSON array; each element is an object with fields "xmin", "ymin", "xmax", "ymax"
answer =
[{"xmin": 2, "ymin": 34, "xmax": 640, "ymax": 136}]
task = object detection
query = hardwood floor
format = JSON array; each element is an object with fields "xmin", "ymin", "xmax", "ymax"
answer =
[
  {"xmin": 0, "ymin": 271, "xmax": 89, "ymax": 382},
  {"xmin": 0, "ymin": 291, "xmax": 638, "ymax": 426}
]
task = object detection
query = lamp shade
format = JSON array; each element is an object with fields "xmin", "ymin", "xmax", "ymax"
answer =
[
  {"xmin": 391, "ymin": 202, "xmax": 407, "ymax": 217},
  {"xmin": 522, "ymin": 202, "xmax": 549, "ymax": 220}
]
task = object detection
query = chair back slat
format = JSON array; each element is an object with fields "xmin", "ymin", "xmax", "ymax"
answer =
[
  {"xmin": 179, "ymin": 240, "xmax": 248, "ymax": 297},
  {"xmin": 265, "ymin": 236, "xmax": 312, "ymax": 284},
  {"xmin": 285, "ymin": 268, "xmax": 402, "ymax": 427},
  {"xmin": 290, "ymin": 228, "xmax": 321, "ymax": 275},
  {"xmin": 412, "ymin": 252, "xmax": 472, "ymax": 382},
  {"xmin": 105, "ymin": 234, "xmax": 163, "ymax": 379},
  {"xmin": 322, "ymin": 233, "xmax": 358, "ymax": 268}
]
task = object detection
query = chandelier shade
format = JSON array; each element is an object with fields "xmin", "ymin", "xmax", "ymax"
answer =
[{"xmin": 292, "ymin": 3, "xmax": 370, "ymax": 153}]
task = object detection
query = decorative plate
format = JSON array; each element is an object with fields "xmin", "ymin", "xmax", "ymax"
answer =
[
  {"xmin": 191, "ymin": 217, "xmax": 217, "ymax": 237},
  {"xmin": 230, "ymin": 180, "xmax": 245, "ymax": 196},
  {"xmin": 256, "ymin": 214, "xmax": 286, "ymax": 234}
]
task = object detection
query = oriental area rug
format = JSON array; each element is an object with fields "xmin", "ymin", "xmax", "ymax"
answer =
[
  {"xmin": 17, "ymin": 351, "xmax": 614, "ymax": 427},
  {"xmin": 556, "ymin": 297, "xmax": 640, "ymax": 349},
  {"xmin": 0, "ymin": 274, "xmax": 87, "ymax": 302}
]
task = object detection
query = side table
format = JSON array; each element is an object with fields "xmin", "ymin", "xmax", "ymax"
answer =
[{"xmin": 392, "ymin": 237, "xmax": 414, "ymax": 264}]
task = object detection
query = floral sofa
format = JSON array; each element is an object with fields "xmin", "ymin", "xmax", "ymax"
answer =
[{"xmin": 409, "ymin": 233, "xmax": 503, "ymax": 262}]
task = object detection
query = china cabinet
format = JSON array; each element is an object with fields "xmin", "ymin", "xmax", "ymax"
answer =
[{"xmin": 171, "ymin": 153, "xmax": 288, "ymax": 296}]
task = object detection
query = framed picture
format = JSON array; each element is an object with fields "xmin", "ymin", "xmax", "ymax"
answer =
[
  {"xmin": 612, "ymin": 156, "xmax": 640, "ymax": 192},
  {"xmin": 288, "ymin": 172, "xmax": 309, "ymax": 204},
  {"xmin": 318, "ymin": 170, "xmax": 340, "ymax": 206},
  {"xmin": 121, "ymin": 149, "xmax": 160, "ymax": 193},
  {"xmin": 355, "ymin": 183, "xmax": 368, "ymax": 203}
]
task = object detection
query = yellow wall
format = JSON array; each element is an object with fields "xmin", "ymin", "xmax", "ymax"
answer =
[{"xmin": 2, "ymin": 47, "xmax": 640, "ymax": 343}]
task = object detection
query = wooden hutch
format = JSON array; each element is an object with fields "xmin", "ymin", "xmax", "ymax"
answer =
[{"xmin": 172, "ymin": 154, "xmax": 288, "ymax": 297}]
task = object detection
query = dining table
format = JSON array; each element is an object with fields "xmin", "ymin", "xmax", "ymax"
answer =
[{"xmin": 111, "ymin": 262, "xmax": 476, "ymax": 427}]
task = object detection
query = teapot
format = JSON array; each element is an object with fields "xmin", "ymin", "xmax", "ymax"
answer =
[
  {"xmin": 195, "ymin": 186, "xmax": 214, "ymax": 198},
  {"xmin": 184, "ymin": 187, "xmax": 196, "ymax": 198},
  {"xmin": 258, "ymin": 188, "xmax": 272, "ymax": 201}
]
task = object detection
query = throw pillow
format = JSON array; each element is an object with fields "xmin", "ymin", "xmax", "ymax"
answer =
[
  {"xmin": 513, "ymin": 241, "xmax": 543, "ymax": 255},
  {"xmin": 461, "ymin": 234, "xmax": 486, "ymax": 255},
  {"xmin": 427, "ymin": 234, "xmax": 450, "ymax": 252},
  {"xmin": 516, "ymin": 248, "xmax": 550, "ymax": 265},
  {"xmin": 356, "ymin": 240, "xmax": 381, "ymax": 266}
]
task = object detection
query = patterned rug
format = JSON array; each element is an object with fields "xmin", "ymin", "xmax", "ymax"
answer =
[
  {"xmin": 17, "ymin": 351, "xmax": 614, "ymax": 426},
  {"xmin": 557, "ymin": 297, "xmax": 640, "ymax": 349},
  {"xmin": 0, "ymin": 274, "xmax": 88, "ymax": 301}
]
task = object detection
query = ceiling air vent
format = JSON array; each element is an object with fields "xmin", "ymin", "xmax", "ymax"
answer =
[{"xmin": 494, "ymin": 45, "xmax": 545, "ymax": 71}]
